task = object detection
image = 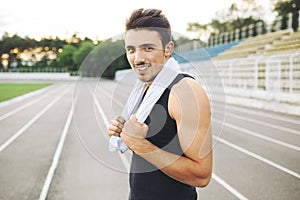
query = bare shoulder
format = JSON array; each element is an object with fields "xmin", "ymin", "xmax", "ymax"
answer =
[
  {"xmin": 168, "ymin": 77, "xmax": 210, "ymax": 118},
  {"xmin": 171, "ymin": 77, "xmax": 209, "ymax": 101}
]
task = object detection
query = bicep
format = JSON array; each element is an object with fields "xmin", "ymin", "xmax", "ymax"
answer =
[{"xmin": 169, "ymin": 80, "xmax": 212, "ymax": 162}]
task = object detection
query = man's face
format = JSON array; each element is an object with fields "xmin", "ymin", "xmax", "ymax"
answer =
[{"xmin": 125, "ymin": 29, "xmax": 167, "ymax": 83}]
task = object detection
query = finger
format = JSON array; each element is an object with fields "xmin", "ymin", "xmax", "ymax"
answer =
[
  {"xmin": 123, "ymin": 118, "xmax": 137, "ymax": 132},
  {"xmin": 129, "ymin": 114, "xmax": 140, "ymax": 125},
  {"xmin": 129, "ymin": 115, "xmax": 146, "ymax": 128},
  {"xmin": 108, "ymin": 130, "xmax": 120, "ymax": 137},
  {"xmin": 110, "ymin": 119, "xmax": 124, "ymax": 130},
  {"xmin": 130, "ymin": 114, "xmax": 137, "ymax": 121},
  {"xmin": 109, "ymin": 123, "xmax": 122, "ymax": 133},
  {"xmin": 115, "ymin": 116, "xmax": 125, "ymax": 124}
]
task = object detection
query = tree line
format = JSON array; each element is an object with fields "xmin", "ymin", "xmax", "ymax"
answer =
[
  {"xmin": 0, "ymin": 0, "xmax": 299, "ymax": 78},
  {"xmin": 0, "ymin": 33, "xmax": 130, "ymax": 78},
  {"xmin": 187, "ymin": 0, "xmax": 300, "ymax": 41}
]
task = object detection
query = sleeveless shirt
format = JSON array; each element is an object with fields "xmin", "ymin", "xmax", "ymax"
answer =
[{"xmin": 129, "ymin": 74, "xmax": 197, "ymax": 200}]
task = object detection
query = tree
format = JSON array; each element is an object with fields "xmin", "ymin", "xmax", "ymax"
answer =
[
  {"xmin": 274, "ymin": 0, "xmax": 300, "ymax": 16},
  {"xmin": 186, "ymin": 0, "xmax": 267, "ymax": 42},
  {"xmin": 79, "ymin": 39, "xmax": 130, "ymax": 78},
  {"xmin": 186, "ymin": 23, "xmax": 211, "ymax": 41},
  {"xmin": 66, "ymin": 33, "xmax": 82, "ymax": 48},
  {"xmin": 274, "ymin": 0, "xmax": 300, "ymax": 30},
  {"xmin": 57, "ymin": 45, "xmax": 77, "ymax": 71},
  {"xmin": 0, "ymin": 33, "xmax": 29, "ymax": 68},
  {"xmin": 211, "ymin": 0, "xmax": 266, "ymax": 34},
  {"xmin": 73, "ymin": 41, "xmax": 95, "ymax": 69},
  {"xmin": 174, "ymin": 36, "xmax": 190, "ymax": 45},
  {"xmin": 0, "ymin": 33, "xmax": 96, "ymax": 71},
  {"xmin": 103, "ymin": 53, "xmax": 130, "ymax": 78},
  {"xmin": 49, "ymin": 37, "xmax": 67, "ymax": 52}
]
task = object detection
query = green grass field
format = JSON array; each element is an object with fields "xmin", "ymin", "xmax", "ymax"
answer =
[{"xmin": 0, "ymin": 83, "xmax": 52, "ymax": 102}]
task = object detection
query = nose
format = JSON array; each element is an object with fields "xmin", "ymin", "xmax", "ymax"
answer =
[{"xmin": 134, "ymin": 49, "xmax": 145, "ymax": 64}]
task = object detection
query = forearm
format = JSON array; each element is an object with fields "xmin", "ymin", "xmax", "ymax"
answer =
[{"xmin": 132, "ymin": 138, "xmax": 212, "ymax": 187}]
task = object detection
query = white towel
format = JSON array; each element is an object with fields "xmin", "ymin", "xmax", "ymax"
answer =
[{"xmin": 109, "ymin": 57, "xmax": 182, "ymax": 153}]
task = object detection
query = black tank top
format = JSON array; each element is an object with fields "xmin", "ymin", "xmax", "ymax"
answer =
[{"xmin": 129, "ymin": 74, "xmax": 197, "ymax": 200}]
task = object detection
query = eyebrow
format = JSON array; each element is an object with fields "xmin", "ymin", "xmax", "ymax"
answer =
[
  {"xmin": 125, "ymin": 43, "xmax": 158, "ymax": 49},
  {"xmin": 140, "ymin": 43, "xmax": 157, "ymax": 48}
]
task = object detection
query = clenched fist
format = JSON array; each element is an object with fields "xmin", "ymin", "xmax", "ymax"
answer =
[
  {"xmin": 120, "ymin": 115, "xmax": 150, "ymax": 153},
  {"xmin": 122, "ymin": 115, "xmax": 148, "ymax": 138},
  {"xmin": 108, "ymin": 116, "xmax": 125, "ymax": 137}
]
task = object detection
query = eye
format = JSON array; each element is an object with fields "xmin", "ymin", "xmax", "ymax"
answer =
[
  {"xmin": 126, "ymin": 47, "xmax": 135, "ymax": 54},
  {"xmin": 144, "ymin": 46, "xmax": 154, "ymax": 52}
]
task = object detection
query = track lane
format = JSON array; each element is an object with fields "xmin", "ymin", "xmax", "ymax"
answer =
[
  {"xmin": 47, "ymin": 81, "xmax": 129, "ymax": 199},
  {"xmin": 1, "ymin": 79, "xmax": 299, "ymax": 199},
  {"xmin": 0, "ymin": 83, "xmax": 74, "ymax": 199}
]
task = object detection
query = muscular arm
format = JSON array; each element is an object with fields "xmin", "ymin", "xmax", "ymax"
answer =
[{"xmin": 121, "ymin": 78, "xmax": 212, "ymax": 187}]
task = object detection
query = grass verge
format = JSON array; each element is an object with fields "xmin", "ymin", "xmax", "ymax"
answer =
[{"xmin": 0, "ymin": 83, "xmax": 52, "ymax": 102}]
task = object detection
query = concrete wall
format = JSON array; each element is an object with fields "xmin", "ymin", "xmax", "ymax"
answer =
[{"xmin": 0, "ymin": 73, "xmax": 79, "ymax": 81}]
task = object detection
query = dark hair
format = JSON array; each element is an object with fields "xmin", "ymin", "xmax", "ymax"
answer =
[{"xmin": 125, "ymin": 8, "xmax": 171, "ymax": 47}]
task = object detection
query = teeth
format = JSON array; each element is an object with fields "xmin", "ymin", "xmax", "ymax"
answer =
[
  {"xmin": 135, "ymin": 64, "xmax": 150, "ymax": 71},
  {"xmin": 137, "ymin": 66, "xmax": 148, "ymax": 71}
]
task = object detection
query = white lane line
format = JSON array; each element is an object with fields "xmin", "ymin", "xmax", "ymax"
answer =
[
  {"xmin": 0, "ymin": 88, "xmax": 69, "ymax": 153},
  {"xmin": 216, "ymin": 136, "xmax": 300, "ymax": 179},
  {"xmin": 39, "ymin": 104, "xmax": 74, "ymax": 200},
  {"xmin": 0, "ymin": 84, "xmax": 55, "ymax": 108},
  {"xmin": 216, "ymin": 110, "xmax": 300, "ymax": 136},
  {"xmin": 92, "ymin": 91, "xmax": 130, "ymax": 171},
  {"xmin": 0, "ymin": 85, "xmax": 67, "ymax": 121},
  {"xmin": 212, "ymin": 173, "xmax": 248, "ymax": 200},
  {"xmin": 216, "ymin": 119, "xmax": 300, "ymax": 152},
  {"xmin": 225, "ymin": 104, "xmax": 300, "ymax": 125}
]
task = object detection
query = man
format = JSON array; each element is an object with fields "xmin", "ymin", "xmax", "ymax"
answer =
[{"xmin": 108, "ymin": 8, "xmax": 212, "ymax": 200}]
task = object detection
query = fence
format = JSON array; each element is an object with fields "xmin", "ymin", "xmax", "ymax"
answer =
[
  {"xmin": 208, "ymin": 10, "xmax": 300, "ymax": 47},
  {"xmin": 185, "ymin": 52, "xmax": 300, "ymax": 104}
]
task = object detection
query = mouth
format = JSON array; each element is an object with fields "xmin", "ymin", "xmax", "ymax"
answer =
[{"xmin": 134, "ymin": 63, "xmax": 151, "ymax": 71}]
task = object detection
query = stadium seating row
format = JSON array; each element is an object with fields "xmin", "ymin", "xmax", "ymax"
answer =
[
  {"xmin": 214, "ymin": 29, "xmax": 294, "ymax": 60},
  {"xmin": 177, "ymin": 29, "xmax": 300, "ymax": 112},
  {"xmin": 210, "ymin": 29, "xmax": 300, "ymax": 93}
]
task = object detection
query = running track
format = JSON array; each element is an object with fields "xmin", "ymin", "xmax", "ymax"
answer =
[{"xmin": 0, "ymin": 79, "xmax": 299, "ymax": 200}]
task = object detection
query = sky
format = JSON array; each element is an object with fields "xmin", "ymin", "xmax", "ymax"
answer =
[{"xmin": 0, "ymin": 0, "xmax": 274, "ymax": 41}]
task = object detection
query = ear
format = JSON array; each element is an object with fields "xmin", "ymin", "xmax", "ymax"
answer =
[{"xmin": 164, "ymin": 41, "xmax": 174, "ymax": 58}]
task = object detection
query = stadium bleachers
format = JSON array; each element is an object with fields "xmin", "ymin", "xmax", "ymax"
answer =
[
  {"xmin": 264, "ymin": 31, "xmax": 300, "ymax": 55},
  {"xmin": 177, "ymin": 29, "xmax": 300, "ymax": 115},
  {"xmin": 210, "ymin": 29, "xmax": 300, "ymax": 93},
  {"xmin": 205, "ymin": 41, "xmax": 242, "ymax": 57},
  {"xmin": 214, "ymin": 29, "xmax": 293, "ymax": 60},
  {"xmin": 174, "ymin": 40, "xmax": 242, "ymax": 63}
]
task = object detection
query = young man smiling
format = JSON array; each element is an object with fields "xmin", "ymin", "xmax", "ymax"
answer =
[{"xmin": 108, "ymin": 8, "xmax": 212, "ymax": 200}]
